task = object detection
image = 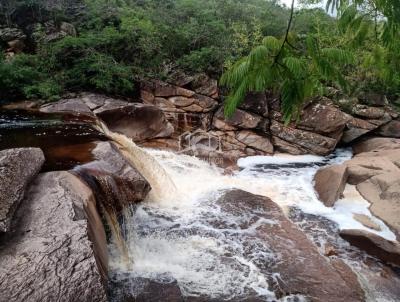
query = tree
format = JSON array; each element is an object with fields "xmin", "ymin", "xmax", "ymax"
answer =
[{"xmin": 221, "ymin": 0, "xmax": 400, "ymax": 121}]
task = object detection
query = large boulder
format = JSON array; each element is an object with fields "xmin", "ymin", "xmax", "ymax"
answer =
[
  {"xmin": 377, "ymin": 120, "xmax": 400, "ymax": 138},
  {"xmin": 345, "ymin": 156, "xmax": 399, "ymax": 185},
  {"xmin": 0, "ymin": 172, "xmax": 107, "ymax": 302},
  {"xmin": 357, "ymin": 171, "xmax": 400, "ymax": 240},
  {"xmin": 212, "ymin": 107, "xmax": 264, "ymax": 131},
  {"xmin": 298, "ymin": 101, "xmax": 351, "ymax": 135},
  {"xmin": 238, "ymin": 92, "xmax": 269, "ymax": 117},
  {"xmin": 0, "ymin": 148, "xmax": 45, "ymax": 232},
  {"xmin": 340, "ymin": 229, "xmax": 400, "ymax": 266},
  {"xmin": 95, "ymin": 103, "xmax": 174, "ymax": 142},
  {"xmin": 73, "ymin": 141, "xmax": 151, "ymax": 214},
  {"xmin": 352, "ymin": 137, "xmax": 400, "ymax": 155},
  {"xmin": 314, "ymin": 164, "xmax": 348, "ymax": 207},
  {"xmin": 270, "ymin": 120, "xmax": 338, "ymax": 155},
  {"xmin": 215, "ymin": 190, "xmax": 365, "ymax": 302}
]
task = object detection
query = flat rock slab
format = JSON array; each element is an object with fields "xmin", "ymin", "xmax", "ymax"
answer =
[
  {"xmin": 0, "ymin": 171, "xmax": 107, "ymax": 302},
  {"xmin": 0, "ymin": 148, "xmax": 45, "ymax": 232}
]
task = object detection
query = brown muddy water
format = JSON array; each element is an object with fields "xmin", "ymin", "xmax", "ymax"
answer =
[{"xmin": 0, "ymin": 109, "xmax": 107, "ymax": 171}]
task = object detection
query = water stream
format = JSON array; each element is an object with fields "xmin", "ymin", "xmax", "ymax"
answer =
[
  {"xmin": 2, "ymin": 110, "xmax": 399, "ymax": 301},
  {"xmin": 106, "ymin": 147, "xmax": 399, "ymax": 301}
]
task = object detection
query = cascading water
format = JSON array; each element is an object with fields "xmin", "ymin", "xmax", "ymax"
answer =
[
  {"xmin": 97, "ymin": 121, "xmax": 178, "ymax": 203},
  {"xmin": 89, "ymin": 119, "xmax": 398, "ymax": 301},
  {"xmin": 103, "ymin": 142, "xmax": 399, "ymax": 301}
]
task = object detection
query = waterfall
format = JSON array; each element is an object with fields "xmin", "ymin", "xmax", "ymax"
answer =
[{"xmin": 96, "ymin": 121, "xmax": 178, "ymax": 203}]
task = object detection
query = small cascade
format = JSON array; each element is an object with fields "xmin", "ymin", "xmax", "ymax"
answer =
[
  {"xmin": 72, "ymin": 166, "xmax": 133, "ymax": 266},
  {"xmin": 96, "ymin": 121, "xmax": 178, "ymax": 203}
]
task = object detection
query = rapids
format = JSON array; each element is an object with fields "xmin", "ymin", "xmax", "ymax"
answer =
[{"xmin": 106, "ymin": 146, "xmax": 398, "ymax": 301}]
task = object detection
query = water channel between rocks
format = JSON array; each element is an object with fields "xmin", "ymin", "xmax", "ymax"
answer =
[{"xmin": 106, "ymin": 145, "xmax": 397, "ymax": 301}]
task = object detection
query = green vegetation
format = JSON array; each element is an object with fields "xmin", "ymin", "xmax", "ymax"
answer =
[
  {"xmin": 222, "ymin": 0, "xmax": 400, "ymax": 121},
  {"xmin": 0, "ymin": 0, "xmax": 399, "ymax": 113}
]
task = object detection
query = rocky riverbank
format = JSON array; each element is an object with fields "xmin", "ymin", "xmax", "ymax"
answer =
[{"xmin": 1, "ymin": 78, "xmax": 400, "ymax": 301}]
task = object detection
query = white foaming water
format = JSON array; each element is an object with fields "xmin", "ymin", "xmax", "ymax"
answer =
[{"xmin": 109, "ymin": 147, "xmax": 396, "ymax": 300}]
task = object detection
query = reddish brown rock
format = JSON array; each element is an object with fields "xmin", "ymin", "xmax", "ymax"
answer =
[
  {"xmin": 340, "ymin": 229, "xmax": 400, "ymax": 266},
  {"xmin": 40, "ymin": 98, "xmax": 95, "ymax": 117},
  {"xmin": 357, "ymin": 171, "xmax": 400, "ymax": 239},
  {"xmin": 235, "ymin": 130, "xmax": 273, "ymax": 154},
  {"xmin": 377, "ymin": 120, "xmax": 400, "ymax": 138},
  {"xmin": 96, "ymin": 103, "xmax": 174, "ymax": 142},
  {"xmin": 270, "ymin": 120, "xmax": 338, "ymax": 155},
  {"xmin": 352, "ymin": 137, "xmax": 400, "ymax": 154},
  {"xmin": 217, "ymin": 190, "xmax": 365, "ymax": 302},
  {"xmin": 314, "ymin": 164, "xmax": 348, "ymax": 207},
  {"xmin": 298, "ymin": 101, "xmax": 351, "ymax": 135},
  {"xmin": 345, "ymin": 156, "xmax": 399, "ymax": 185},
  {"xmin": 239, "ymin": 92, "xmax": 269, "ymax": 117},
  {"xmin": 212, "ymin": 107, "xmax": 264, "ymax": 131}
]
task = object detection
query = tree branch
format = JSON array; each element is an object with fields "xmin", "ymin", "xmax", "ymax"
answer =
[{"xmin": 274, "ymin": 0, "xmax": 295, "ymax": 64}]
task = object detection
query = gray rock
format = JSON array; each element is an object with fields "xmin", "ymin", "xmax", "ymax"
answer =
[
  {"xmin": 0, "ymin": 148, "xmax": 45, "ymax": 232},
  {"xmin": 0, "ymin": 171, "xmax": 107, "ymax": 302}
]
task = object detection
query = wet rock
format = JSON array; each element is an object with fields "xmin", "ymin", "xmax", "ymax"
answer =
[
  {"xmin": 96, "ymin": 103, "xmax": 174, "ymax": 142},
  {"xmin": 352, "ymin": 137, "xmax": 400, "ymax": 154},
  {"xmin": 217, "ymin": 190, "xmax": 365, "ymax": 302},
  {"xmin": 357, "ymin": 171, "xmax": 400, "ymax": 240},
  {"xmin": 0, "ymin": 171, "xmax": 107, "ymax": 302},
  {"xmin": 340, "ymin": 229, "xmax": 400, "ymax": 266},
  {"xmin": 314, "ymin": 164, "xmax": 348, "ymax": 207},
  {"xmin": 353, "ymin": 214, "xmax": 381, "ymax": 231},
  {"xmin": 109, "ymin": 276, "xmax": 184, "ymax": 302},
  {"xmin": 73, "ymin": 141, "xmax": 151, "ymax": 214},
  {"xmin": 212, "ymin": 107, "xmax": 263, "ymax": 131},
  {"xmin": 0, "ymin": 148, "xmax": 45, "ymax": 232},
  {"xmin": 377, "ymin": 120, "xmax": 400, "ymax": 138},
  {"xmin": 270, "ymin": 120, "xmax": 338, "ymax": 155}
]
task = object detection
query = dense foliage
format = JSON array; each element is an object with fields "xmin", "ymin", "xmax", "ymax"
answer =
[
  {"xmin": 0, "ymin": 0, "xmax": 290, "ymax": 101},
  {"xmin": 0, "ymin": 0, "xmax": 399, "ymax": 111},
  {"xmin": 222, "ymin": 0, "xmax": 400, "ymax": 121}
]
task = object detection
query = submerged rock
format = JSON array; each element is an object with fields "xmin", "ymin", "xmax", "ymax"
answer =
[
  {"xmin": 0, "ymin": 171, "xmax": 107, "ymax": 302},
  {"xmin": 0, "ymin": 148, "xmax": 45, "ymax": 232}
]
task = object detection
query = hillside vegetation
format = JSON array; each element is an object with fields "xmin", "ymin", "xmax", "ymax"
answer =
[{"xmin": 0, "ymin": 0, "xmax": 399, "ymax": 118}]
